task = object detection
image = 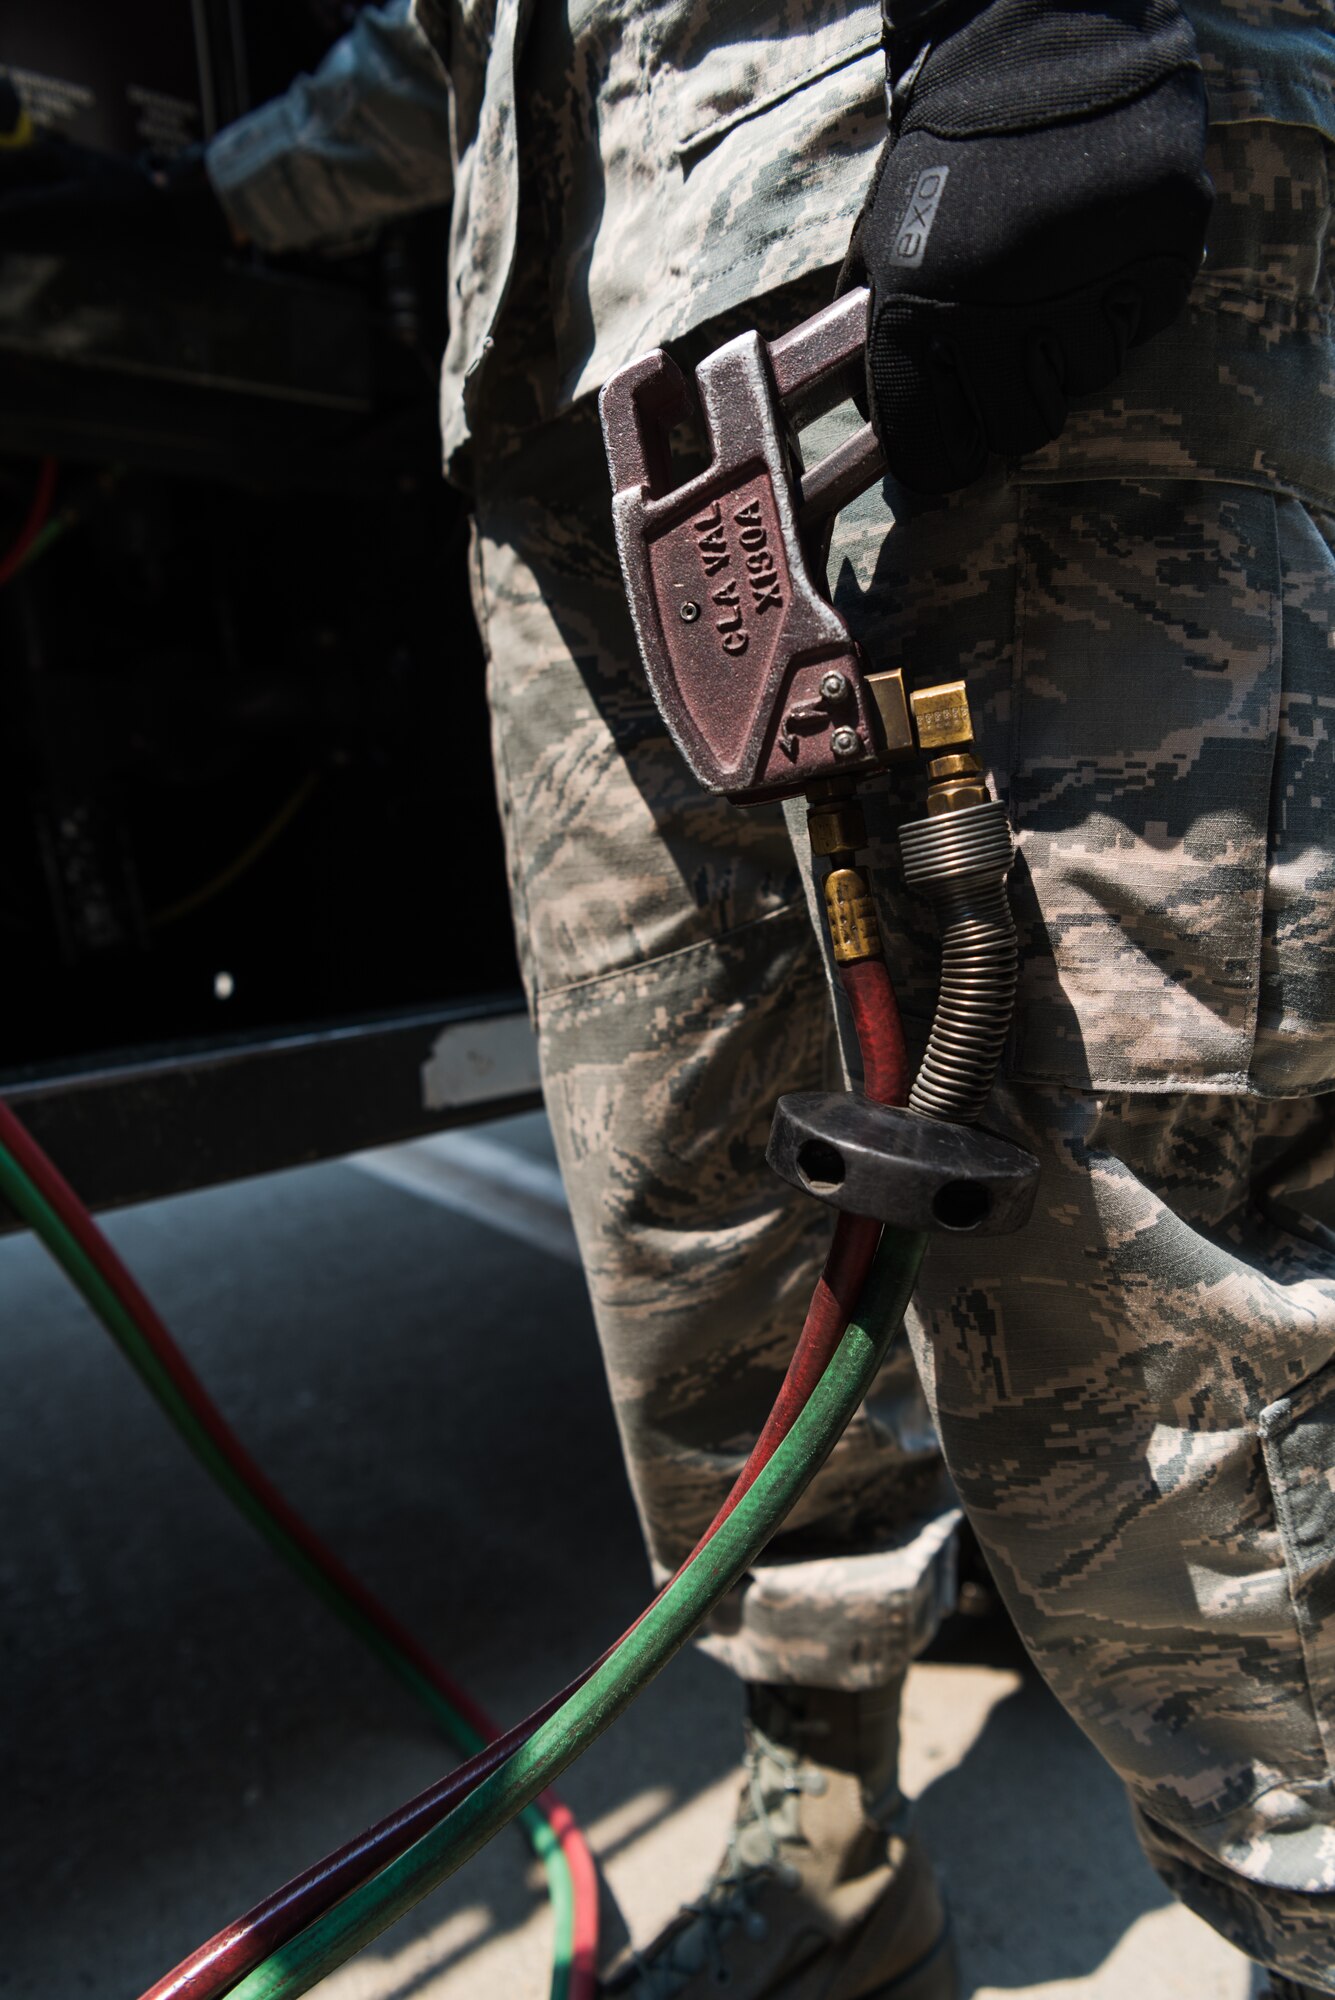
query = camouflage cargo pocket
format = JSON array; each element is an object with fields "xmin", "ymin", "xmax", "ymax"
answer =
[
  {"xmin": 1009, "ymin": 485, "xmax": 1335, "ymax": 1098},
  {"xmin": 666, "ymin": 5, "xmax": 880, "ymax": 168},
  {"xmin": 1067, "ymin": 1340, "xmax": 1335, "ymax": 1895}
]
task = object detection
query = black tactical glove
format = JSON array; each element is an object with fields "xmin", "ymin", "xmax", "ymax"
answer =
[
  {"xmin": 843, "ymin": 0, "xmax": 1213, "ymax": 493},
  {"xmin": 0, "ymin": 136, "xmax": 232, "ymax": 253}
]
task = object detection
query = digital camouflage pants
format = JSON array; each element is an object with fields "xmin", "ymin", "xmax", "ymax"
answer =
[{"xmin": 470, "ymin": 123, "xmax": 1335, "ymax": 1988}]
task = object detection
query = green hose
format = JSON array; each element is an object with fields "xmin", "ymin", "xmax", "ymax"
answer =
[
  {"xmin": 0, "ymin": 1140, "xmax": 576, "ymax": 2000},
  {"xmin": 232, "ymin": 1225, "xmax": 928, "ymax": 1999}
]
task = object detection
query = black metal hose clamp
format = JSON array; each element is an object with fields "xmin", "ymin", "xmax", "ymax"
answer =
[{"xmin": 768, "ymin": 1091, "xmax": 1039, "ymax": 1235}]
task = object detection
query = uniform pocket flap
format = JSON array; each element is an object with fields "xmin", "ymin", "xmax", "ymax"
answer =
[{"xmin": 671, "ymin": 22, "xmax": 881, "ymax": 165}]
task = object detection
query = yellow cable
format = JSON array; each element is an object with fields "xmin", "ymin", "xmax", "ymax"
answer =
[{"xmin": 149, "ymin": 774, "xmax": 319, "ymax": 929}]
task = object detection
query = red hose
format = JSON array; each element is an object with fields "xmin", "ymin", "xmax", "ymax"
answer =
[
  {"xmin": 842, "ymin": 957, "xmax": 911, "ymax": 1109},
  {"xmin": 144, "ymin": 943, "xmax": 912, "ymax": 1998},
  {"xmin": 0, "ymin": 1100, "xmax": 599, "ymax": 2000},
  {"xmin": 0, "ymin": 457, "xmax": 58, "ymax": 587},
  {"xmin": 709, "ymin": 956, "xmax": 908, "ymax": 1520}
]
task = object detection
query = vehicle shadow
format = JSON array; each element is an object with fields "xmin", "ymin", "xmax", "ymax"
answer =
[{"xmin": 912, "ymin": 1621, "xmax": 1171, "ymax": 1993}]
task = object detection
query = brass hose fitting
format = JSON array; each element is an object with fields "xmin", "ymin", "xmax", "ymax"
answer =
[
  {"xmin": 824, "ymin": 867, "xmax": 881, "ymax": 964},
  {"xmin": 807, "ymin": 797, "xmax": 867, "ymax": 858},
  {"xmin": 925, "ymin": 751, "xmax": 989, "ymax": 816},
  {"xmin": 806, "ymin": 787, "xmax": 882, "ymax": 966}
]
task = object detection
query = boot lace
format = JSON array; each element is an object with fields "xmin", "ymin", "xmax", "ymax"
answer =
[{"xmin": 623, "ymin": 1725, "xmax": 825, "ymax": 1996}]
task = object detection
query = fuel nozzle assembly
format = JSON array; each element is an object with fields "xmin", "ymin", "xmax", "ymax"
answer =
[
  {"xmin": 600, "ymin": 289, "xmax": 1037, "ymax": 1242},
  {"xmin": 808, "ymin": 672, "xmax": 1020, "ymax": 1126},
  {"xmin": 771, "ymin": 670, "xmax": 1028, "ymax": 1237}
]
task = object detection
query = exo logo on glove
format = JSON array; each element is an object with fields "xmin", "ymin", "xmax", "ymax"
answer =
[
  {"xmin": 888, "ymin": 166, "xmax": 949, "ymax": 269},
  {"xmin": 853, "ymin": 0, "xmax": 1212, "ymax": 491}
]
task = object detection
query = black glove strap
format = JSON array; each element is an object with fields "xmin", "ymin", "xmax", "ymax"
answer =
[{"xmin": 898, "ymin": 0, "xmax": 1202, "ymax": 138}]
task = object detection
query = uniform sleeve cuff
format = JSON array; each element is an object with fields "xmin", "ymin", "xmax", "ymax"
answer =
[{"xmin": 204, "ymin": 105, "xmax": 334, "ymax": 254}]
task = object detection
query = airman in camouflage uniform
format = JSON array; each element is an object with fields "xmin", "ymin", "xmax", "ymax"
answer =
[{"xmin": 204, "ymin": 4, "xmax": 1335, "ymax": 1993}]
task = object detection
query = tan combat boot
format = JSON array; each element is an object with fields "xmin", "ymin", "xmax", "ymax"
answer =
[{"xmin": 601, "ymin": 1677, "xmax": 958, "ymax": 1999}]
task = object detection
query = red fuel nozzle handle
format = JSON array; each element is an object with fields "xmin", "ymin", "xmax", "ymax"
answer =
[{"xmin": 599, "ymin": 291, "xmax": 888, "ymax": 805}]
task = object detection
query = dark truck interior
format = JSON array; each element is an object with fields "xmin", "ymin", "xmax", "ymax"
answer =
[{"xmin": 0, "ymin": 1, "xmax": 533, "ymax": 1209}]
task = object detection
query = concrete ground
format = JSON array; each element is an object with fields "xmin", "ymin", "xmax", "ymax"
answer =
[{"xmin": 1, "ymin": 1113, "xmax": 1258, "ymax": 2000}]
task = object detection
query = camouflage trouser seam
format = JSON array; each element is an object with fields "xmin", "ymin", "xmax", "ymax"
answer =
[
  {"xmin": 1193, "ymin": 285, "xmax": 1334, "ymax": 337},
  {"xmin": 468, "ymin": 518, "xmax": 537, "ymax": 1013},
  {"xmin": 1137, "ymin": 1771, "xmax": 1335, "ymax": 1838},
  {"xmin": 531, "ymin": 897, "xmax": 816, "ymax": 1012},
  {"xmin": 1259, "ymin": 1415, "xmax": 1335, "ymax": 1785},
  {"xmin": 1243, "ymin": 488, "xmax": 1283, "ymax": 1067},
  {"xmin": 1012, "ymin": 471, "xmax": 1335, "ymax": 518}
]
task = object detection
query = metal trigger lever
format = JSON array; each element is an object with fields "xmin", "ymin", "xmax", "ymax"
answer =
[
  {"xmin": 765, "ymin": 288, "xmax": 887, "ymax": 533},
  {"xmin": 599, "ymin": 288, "xmax": 897, "ymax": 805}
]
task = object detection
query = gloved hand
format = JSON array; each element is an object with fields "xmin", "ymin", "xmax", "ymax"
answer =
[
  {"xmin": 843, "ymin": 0, "xmax": 1213, "ymax": 494},
  {"xmin": 0, "ymin": 136, "xmax": 233, "ymax": 253}
]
